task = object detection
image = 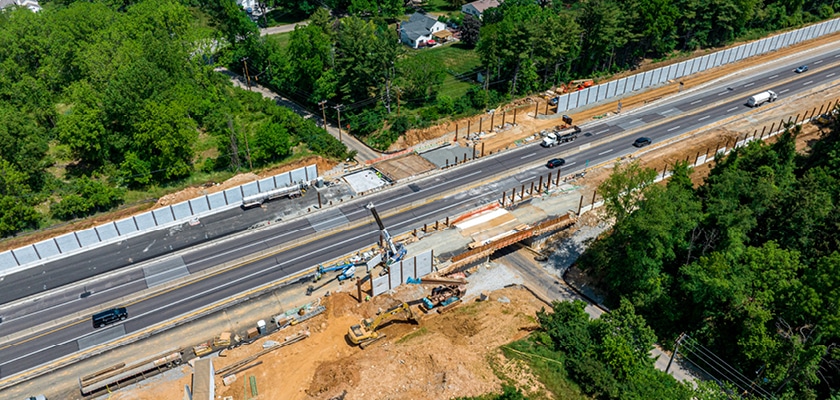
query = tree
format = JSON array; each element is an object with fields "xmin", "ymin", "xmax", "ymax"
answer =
[
  {"xmin": 286, "ymin": 23, "xmax": 334, "ymax": 102},
  {"xmin": 0, "ymin": 195, "xmax": 39, "ymax": 237},
  {"xmin": 575, "ymin": 0, "xmax": 633, "ymax": 73},
  {"xmin": 51, "ymin": 176, "xmax": 124, "ymax": 220},
  {"xmin": 251, "ymin": 122, "xmax": 292, "ymax": 165},
  {"xmin": 397, "ymin": 52, "xmax": 446, "ymax": 103},
  {"xmin": 57, "ymin": 81, "xmax": 109, "ymax": 165},
  {"xmin": 597, "ymin": 160, "xmax": 657, "ymax": 224},
  {"xmin": 131, "ymin": 100, "xmax": 197, "ymax": 181},
  {"xmin": 460, "ymin": 14, "xmax": 481, "ymax": 47},
  {"xmin": 630, "ymin": 0, "xmax": 679, "ymax": 55},
  {"xmin": 335, "ymin": 16, "xmax": 380, "ymax": 104}
]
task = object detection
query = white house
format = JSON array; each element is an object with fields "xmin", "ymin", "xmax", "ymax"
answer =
[
  {"xmin": 461, "ymin": 0, "xmax": 500, "ymax": 19},
  {"xmin": 400, "ymin": 12, "xmax": 446, "ymax": 49},
  {"xmin": 0, "ymin": 0, "xmax": 41, "ymax": 12}
]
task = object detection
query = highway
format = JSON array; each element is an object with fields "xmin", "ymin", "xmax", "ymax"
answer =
[{"xmin": 1, "ymin": 46, "xmax": 839, "ymax": 380}]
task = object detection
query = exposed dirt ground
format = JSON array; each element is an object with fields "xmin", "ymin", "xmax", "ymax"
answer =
[
  {"xmin": 373, "ymin": 153, "xmax": 438, "ymax": 181},
  {"xmin": 109, "ymin": 287, "xmax": 546, "ymax": 400},
  {"xmin": 392, "ymin": 30, "xmax": 840, "ymax": 156}
]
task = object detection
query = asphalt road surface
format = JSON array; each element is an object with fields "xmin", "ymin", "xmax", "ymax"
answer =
[{"xmin": 2, "ymin": 46, "xmax": 839, "ymax": 379}]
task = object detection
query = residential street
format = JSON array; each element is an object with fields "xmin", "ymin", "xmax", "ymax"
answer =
[
  {"xmin": 259, "ymin": 21, "xmax": 308, "ymax": 36},
  {"xmin": 216, "ymin": 67, "xmax": 381, "ymax": 162}
]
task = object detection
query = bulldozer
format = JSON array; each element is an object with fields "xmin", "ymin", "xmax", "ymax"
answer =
[{"xmin": 347, "ymin": 302, "xmax": 418, "ymax": 349}]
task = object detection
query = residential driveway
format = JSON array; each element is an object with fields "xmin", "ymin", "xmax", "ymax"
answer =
[
  {"xmin": 215, "ymin": 67, "xmax": 381, "ymax": 162},
  {"xmin": 493, "ymin": 245, "xmax": 698, "ymax": 384}
]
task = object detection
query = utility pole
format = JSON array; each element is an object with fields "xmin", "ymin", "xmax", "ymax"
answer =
[
  {"xmin": 319, "ymin": 100, "xmax": 328, "ymax": 130},
  {"xmin": 666, "ymin": 333, "xmax": 686, "ymax": 373},
  {"xmin": 396, "ymin": 88, "xmax": 401, "ymax": 117},
  {"xmin": 227, "ymin": 117, "xmax": 241, "ymax": 170},
  {"xmin": 241, "ymin": 57, "xmax": 252, "ymax": 91},
  {"xmin": 243, "ymin": 130, "xmax": 253, "ymax": 170},
  {"xmin": 335, "ymin": 105, "xmax": 343, "ymax": 143}
]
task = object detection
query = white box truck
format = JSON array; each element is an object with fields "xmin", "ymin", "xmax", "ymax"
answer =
[{"xmin": 747, "ymin": 90, "xmax": 777, "ymax": 107}]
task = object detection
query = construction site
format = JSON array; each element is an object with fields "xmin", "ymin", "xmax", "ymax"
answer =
[{"xmin": 6, "ymin": 26, "xmax": 840, "ymax": 400}]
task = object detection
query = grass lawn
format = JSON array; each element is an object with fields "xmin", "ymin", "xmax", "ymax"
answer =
[
  {"xmin": 261, "ymin": 8, "xmax": 309, "ymax": 27},
  {"xmin": 419, "ymin": 0, "xmax": 460, "ymax": 13},
  {"xmin": 416, "ymin": 42, "xmax": 482, "ymax": 98},
  {"xmin": 265, "ymin": 31, "xmax": 292, "ymax": 51}
]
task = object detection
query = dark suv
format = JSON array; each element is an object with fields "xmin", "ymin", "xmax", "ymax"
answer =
[
  {"xmin": 633, "ymin": 137, "xmax": 652, "ymax": 147},
  {"xmin": 546, "ymin": 158, "xmax": 566, "ymax": 168},
  {"xmin": 92, "ymin": 307, "xmax": 128, "ymax": 329}
]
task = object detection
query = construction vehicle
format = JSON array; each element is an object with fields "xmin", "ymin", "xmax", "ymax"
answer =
[
  {"xmin": 541, "ymin": 131, "xmax": 579, "ymax": 147},
  {"xmin": 241, "ymin": 184, "xmax": 303, "ymax": 208},
  {"xmin": 307, "ymin": 263, "xmax": 357, "ymax": 295},
  {"xmin": 314, "ymin": 262, "xmax": 357, "ymax": 282},
  {"xmin": 347, "ymin": 302, "xmax": 417, "ymax": 348},
  {"xmin": 420, "ymin": 285, "xmax": 466, "ymax": 313},
  {"xmin": 366, "ymin": 202, "xmax": 407, "ymax": 269},
  {"xmin": 568, "ymin": 79, "xmax": 595, "ymax": 91}
]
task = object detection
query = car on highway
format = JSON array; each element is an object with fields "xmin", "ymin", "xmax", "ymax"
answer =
[
  {"xmin": 25, "ymin": 396, "xmax": 47, "ymax": 400},
  {"xmin": 546, "ymin": 158, "xmax": 566, "ymax": 168},
  {"xmin": 633, "ymin": 137, "xmax": 652, "ymax": 147},
  {"xmin": 795, "ymin": 65, "xmax": 809, "ymax": 73},
  {"xmin": 92, "ymin": 307, "xmax": 128, "ymax": 329}
]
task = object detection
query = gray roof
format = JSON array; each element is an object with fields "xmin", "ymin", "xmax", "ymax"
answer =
[
  {"xmin": 402, "ymin": 13, "xmax": 438, "ymax": 42},
  {"xmin": 465, "ymin": 0, "xmax": 500, "ymax": 13}
]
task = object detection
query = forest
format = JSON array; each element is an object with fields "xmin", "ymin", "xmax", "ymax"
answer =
[
  {"xmin": 0, "ymin": 0, "xmax": 347, "ymax": 236},
  {"xmin": 571, "ymin": 113, "xmax": 840, "ymax": 398}
]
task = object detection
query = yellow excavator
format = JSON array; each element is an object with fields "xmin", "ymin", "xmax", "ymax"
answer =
[{"xmin": 347, "ymin": 302, "xmax": 418, "ymax": 349}]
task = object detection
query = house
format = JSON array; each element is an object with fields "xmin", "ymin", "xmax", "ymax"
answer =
[
  {"xmin": 461, "ymin": 0, "xmax": 500, "ymax": 19},
  {"xmin": 0, "ymin": 0, "xmax": 41, "ymax": 12},
  {"xmin": 237, "ymin": 0, "xmax": 257, "ymax": 13},
  {"xmin": 400, "ymin": 12, "xmax": 447, "ymax": 49}
]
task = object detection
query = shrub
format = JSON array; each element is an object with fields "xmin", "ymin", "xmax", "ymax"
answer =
[{"xmin": 51, "ymin": 177, "xmax": 124, "ymax": 220}]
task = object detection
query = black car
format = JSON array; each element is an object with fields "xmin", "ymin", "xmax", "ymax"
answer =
[
  {"xmin": 546, "ymin": 158, "xmax": 566, "ymax": 168},
  {"xmin": 92, "ymin": 307, "xmax": 128, "ymax": 329},
  {"xmin": 633, "ymin": 137, "xmax": 652, "ymax": 147},
  {"xmin": 795, "ymin": 65, "xmax": 809, "ymax": 73}
]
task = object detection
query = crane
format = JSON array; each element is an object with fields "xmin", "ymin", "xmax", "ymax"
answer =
[
  {"xmin": 366, "ymin": 202, "xmax": 407, "ymax": 267},
  {"xmin": 347, "ymin": 302, "xmax": 417, "ymax": 348}
]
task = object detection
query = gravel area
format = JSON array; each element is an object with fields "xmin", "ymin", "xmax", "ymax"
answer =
[{"xmin": 462, "ymin": 262, "xmax": 525, "ymax": 302}]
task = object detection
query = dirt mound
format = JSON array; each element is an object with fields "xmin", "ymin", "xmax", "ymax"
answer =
[{"xmin": 306, "ymin": 357, "xmax": 360, "ymax": 397}]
